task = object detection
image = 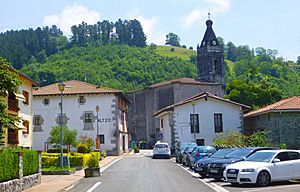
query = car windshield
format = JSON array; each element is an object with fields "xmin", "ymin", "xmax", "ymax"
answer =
[
  {"xmin": 210, "ymin": 149, "xmax": 236, "ymax": 158},
  {"xmin": 155, "ymin": 144, "xmax": 168, "ymax": 148},
  {"xmin": 225, "ymin": 149, "xmax": 252, "ymax": 159},
  {"xmin": 246, "ymin": 151, "xmax": 277, "ymax": 162},
  {"xmin": 198, "ymin": 146, "xmax": 216, "ymax": 153},
  {"xmin": 186, "ymin": 147, "xmax": 195, "ymax": 153}
]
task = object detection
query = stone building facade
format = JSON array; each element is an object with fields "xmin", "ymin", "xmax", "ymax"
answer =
[
  {"xmin": 127, "ymin": 18, "xmax": 225, "ymax": 146},
  {"xmin": 244, "ymin": 96, "xmax": 300, "ymax": 149}
]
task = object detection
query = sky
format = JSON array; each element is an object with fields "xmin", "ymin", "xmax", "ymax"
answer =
[{"xmin": 1, "ymin": 0, "xmax": 300, "ymax": 61}]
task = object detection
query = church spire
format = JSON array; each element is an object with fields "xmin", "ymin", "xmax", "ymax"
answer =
[{"xmin": 200, "ymin": 13, "xmax": 219, "ymax": 48}]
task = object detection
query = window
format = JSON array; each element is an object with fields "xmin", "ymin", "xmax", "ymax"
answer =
[
  {"xmin": 99, "ymin": 134, "xmax": 105, "ymax": 144},
  {"xmin": 161, "ymin": 119, "xmax": 164, "ymax": 128},
  {"xmin": 84, "ymin": 113, "xmax": 92, "ymax": 123},
  {"xmin": 23, "ymin": 121, "xmax": 29, "ymax": 134},
  {"xmin": 276, "ymin": 152, "xmax": 289, "ymax": 161},
  {"xmin": 22, "ymin": 90, "xmax": 29, "ymax": 105},
  {"xmin": 34, "ymin": 116, "xmax": 41, "ymax": 125},
  {"xmin": 214, "ymin": 113, "xmax": 223, "ymax": 133},
  {"xmin": 268, "ymin": 114, "xmax": 271, "ymax": 121},
  {"xmin": 79, "ymin": 96, "xmax": 85, "ymax": 104},
  {"xmin": 190, "ymin": 114, "xmax": 199, "ymax": 133},
  {"xmin": 288, "ymin": 152, "xmax": 300, "ymax": 160},
  {"xmin": 44, "ymin": 98, "xmax": 50, "ymax": 105}
]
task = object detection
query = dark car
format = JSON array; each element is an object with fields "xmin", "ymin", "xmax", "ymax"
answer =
[
  {"xmin": 207, "ymin": 147, "xmax": 276, "ymax": 181},
  {"xmin": 175, "ymin": 142, "xmax": 197, "ymax": 163},
  {"xmin": 194, "ymin": 148, "xmax": 238, "ymax": 177},
  {"xmin": 189, "ymin": 146, "xmax": 217, "ymax": 169},
  {"xmin": 181, "ymin": 146, "xmax": 197, "ymax": 167}
]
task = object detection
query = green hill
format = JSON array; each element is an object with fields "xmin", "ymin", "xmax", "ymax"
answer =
[
  {"xmin": 21, "ymin": 45, "xmax": 197, "ymax": 92},
  {"xmin": 155, "ymin": 45, "xmax": 196, "ymax": 60}
]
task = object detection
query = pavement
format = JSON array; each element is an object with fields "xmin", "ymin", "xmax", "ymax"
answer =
[{"xmin": 23, "ymin": 152, "xmax": 131, "ymax": 192}]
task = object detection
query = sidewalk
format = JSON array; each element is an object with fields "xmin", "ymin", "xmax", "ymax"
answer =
[{"xmin": 23, "ymin": 152, "xmax": 130, "ymax": 192}]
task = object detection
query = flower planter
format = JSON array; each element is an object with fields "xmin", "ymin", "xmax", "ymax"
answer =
[{"xmin": 84, "ymin": 167, "xmax": 101, "ymax": 177}]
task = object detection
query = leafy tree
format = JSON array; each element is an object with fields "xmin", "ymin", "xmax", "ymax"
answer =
[
  {"xmin": 0, "ymin": 58, "xmax": 21, "ymax": 144},
  {"xmin": 297, "ymin": 56, "xmax": 300, "ymax": 65},
  {"xmin": 247, "ymin": 131, "xmax": 271, "ymax": 147},
  {"xmin": 48, "ymin": 126, "xmax": 78, "ymax": 147},
  {"xmin": 78, "ymin": 135, "xmax": 94, "ymax": 150},
  {"xmin": 165, "ymin": 33, "xmax": 180, "ymax": 47}
]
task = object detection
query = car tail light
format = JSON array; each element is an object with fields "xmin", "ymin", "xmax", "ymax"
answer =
[{"xmin": 196, "ymin": 153, "xmax": 200, "ymax": 157}]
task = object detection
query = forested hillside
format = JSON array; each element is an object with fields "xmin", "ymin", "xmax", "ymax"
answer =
[
  {"xmin": 21, "ymin": 45, "xmax": 196, "ymax": 92},
  {"xmin": 1, "ymin": 19, "xmax": 300, "ymax": 109}
]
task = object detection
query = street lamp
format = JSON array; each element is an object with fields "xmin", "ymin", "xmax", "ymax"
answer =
[
  {"xmin": 191, "ymin": 101, "xmax": 196, "ymax": 140},
  {"xmin": 58, "ymin": 81, "xmax": 65, "ymax": 168},
  {"xmin": 95, "ymin": 105, "xmax": 100, "ymax": 155}
]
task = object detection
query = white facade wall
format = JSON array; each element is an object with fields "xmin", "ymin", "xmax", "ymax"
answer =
[
  {"xmin": 173, "ymin": 97, "xmax": 242, "ymax": 145},
  {"xmin": 18, "ymin": 83, "xmax": 33, "ymax": 148},
  {"xmin": 32, "ymin": 94, "xmax": 119, "ymax": 152}
]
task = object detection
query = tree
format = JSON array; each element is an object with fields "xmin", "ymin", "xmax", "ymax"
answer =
[
  {"xmin": 165, "ymin": 33, "xmax": 180, "ymax": 47},
  {"xmin": 48, "ymin": 126, "xmax": 78, "ymax": 147},
  {"xmin": 0, "ymin": 58, "xmax": 21, "ymax": 144},
  {"xmin": 78, "ymin": 135, "xmax": 94, "ymax": 150},
  {"xmin": 297, "ymin": 56, "xmax": 300, "ymax": 65}
]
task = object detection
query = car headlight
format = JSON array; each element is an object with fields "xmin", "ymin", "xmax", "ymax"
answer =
[{"xmin": 241, "ymin": 168, "xmax": 255, "ymax": 172}]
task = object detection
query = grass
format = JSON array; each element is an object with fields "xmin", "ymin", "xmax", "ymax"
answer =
[
  {"xmin": 42, "ymin": 166, "xmax": 76, "ymax": 172},
  {"xmin": 155, "ymin": 45, "xmax": 196, "ymax": 60}
]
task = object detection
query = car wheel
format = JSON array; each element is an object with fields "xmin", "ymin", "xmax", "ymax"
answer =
[
  {"xmin": 176, "ymin": 158, "xmax": 179, "ymax": 163},
  {"xmin": 152, "ymin": 155, "xmax": 156, "ymax": 159},
  {"xmin": 200, "ymin": 174, "xmax": 206, "ymax": 178},
  {"xmin": 214, "ymin": 178, "xmax": 222, "ymax": 181},
  {"xmin": 189, "ymin": 163, "xmax": 192, "ymax": 169},
  {"xmin": 256, "ymin": 171, "xmax": 270, "ymax": 187}
]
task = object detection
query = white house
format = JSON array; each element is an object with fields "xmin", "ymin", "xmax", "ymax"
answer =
[
  {"xmin": 32, "ymin": 80, "xmax": 129, "ymax": 155},
  {"xmin": 153, "ymin": 92, "xmax": 250, "ymax": 150}
]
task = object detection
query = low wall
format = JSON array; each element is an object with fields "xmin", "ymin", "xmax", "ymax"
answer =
[{"xmin": 0, "ymin": 173, "xmax": 41, "ymax": 192}]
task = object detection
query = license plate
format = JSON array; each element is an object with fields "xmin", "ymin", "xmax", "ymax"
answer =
[
  {"xmin": 210, "ymin": 169, "xmax": 218, "ymax": 173},
  {"xmin": 228, "ymin": 179, "xmax": 237, "ymax": 183},
  {"xmin": 196, "ymin": 168, "xmax": 203, "ymax": 171},
  {"xmin": 227, "ymin": 173, "xmax": 237, "ymax": 178}
]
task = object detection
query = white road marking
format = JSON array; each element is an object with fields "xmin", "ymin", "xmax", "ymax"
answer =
[
  {"xmin": 101, "ymin": 158, "xmax": 122, "ymax": 172},
  {"xmin": 242, "ymin": 183, "xmax": 300, "ymax": 192},
  {"xmin": 176, "ymin": 164, "xmax": 230, "ymax": 192},
  {"xmin": 86, "ymin": 182, "xmax": 102, "ymax": 192}
]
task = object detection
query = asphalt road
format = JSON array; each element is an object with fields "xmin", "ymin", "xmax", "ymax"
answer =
[
  {"xmin": 67, "ymin": 150, "xmax": 214, "ymax": 192},
  {"xmin": 67, "ymin": 150, "xmax": 300, "ymax": 192}
]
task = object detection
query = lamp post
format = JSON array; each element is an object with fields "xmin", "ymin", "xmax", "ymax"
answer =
[
  {"xmin": 96, "ymin": 105, "xmax": 100, "ymax": 154},
  {"xmin": 58, "ymin": 81, "xmax": 65, "ymax": 168},
  {"xmin": 191, "ymin": 101, "xmax": 196, "ymax": 141}
]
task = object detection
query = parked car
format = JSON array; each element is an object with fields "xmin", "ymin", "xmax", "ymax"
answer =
[
  {"xmin": 175, "ymin": 142, "xmax": 197, "ymax": 163},
  {"xmin": 189, "ymin": 146, "xmax": 217, "ymax": 169},
  {"xmin": 207, "ymin": 147, "xmax": 275, "ymax": 181},
  {"xmin": 181, "ymin": 146, "xmax": 197, "ymax": 167},
  {"xmin": 152, "ymin": 142, "xmax": 171, "ymax": 159},
  {"xmin": 224, "ymin": 150, "xmax": 300, "ymax": 187},
  {"xmin": 194, "ymin": 148, "xmax": 238, "ymax": 177}
]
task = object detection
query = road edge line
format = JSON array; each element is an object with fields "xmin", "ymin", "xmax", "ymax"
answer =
[{"xmin": 86, "ymin": 182, "xmax": 102, "ymax": 192}]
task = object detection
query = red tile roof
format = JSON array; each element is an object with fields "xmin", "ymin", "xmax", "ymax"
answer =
[
  {"xmin": 153, "ymin": 92, "xmax": 251, "ymax": 116},
  {"xmin": 147, "ymin": 77, "xmax": 219, "ymax": 88},
  {"xmin": 244, "ymin": 96, "xmax": 300, "ymax": 117},
  {"xmin": 33, "ymin": 80, "xmax": 122, "ymax": 96}
]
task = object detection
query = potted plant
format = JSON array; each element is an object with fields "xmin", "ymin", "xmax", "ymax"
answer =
[
  {"xmin": 84, "ymin": 153, "xmax": 101, "ymax": 177},
  {"xmin": 133, "ymin": 146, "xmax": 140, "ymax": 153}
]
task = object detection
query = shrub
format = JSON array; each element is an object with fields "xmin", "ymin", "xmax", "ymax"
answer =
[
  {"xmin": 133, "ymin": 146, "xmax": 139, "ymax": 153},
  {"xmin": 247, "ymin": 131, "xmax": 271, "ymax": 147},
  {"xmin": 69, "ymin": 156, "xmax": 84, "ymax": 167},
  {"xmin": 42, "ymin": 156, "xmax": 58, "ymax": 167},
  {"xmin": 86, "ymin": 153, "xmax": 99, "ymax": 168},
  {"xmin": 100, "ymin": 150, "xmax": 106, "ymax": 158},
  {"xmin": 47, "ymin": 148, "xmax": 67, "ymax": 153},
  {"xmin": 170, "ymin": 48, "xmax": 175, "ymax": 52},
  {"xmin": 213, "ymin": 131, "xmax": 247, "ymax": 148},
  {"xmin": 77, "ymin": 144, "xmax": 91, "ymax": 153},
  {"xmin": 181, "ymin": 45, "xmax": 186, "ymax": 48},
  {"xmin": 0, "ymin": 149, "xmax": 19, "ymax": 182},
  {"xmin": 23, "ymin": 150, "xmax": 39, "ymax": 176},
  {"xmin": 77, "ymin": 136, "xmax": 94, "ymax": 151}
]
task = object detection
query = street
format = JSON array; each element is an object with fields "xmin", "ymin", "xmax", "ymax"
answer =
[{"xmin": 67, "ymin": 150, "xmax": 300, "ymax": 192}]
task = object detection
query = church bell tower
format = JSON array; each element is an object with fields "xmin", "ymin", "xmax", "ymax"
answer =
[{"xmin": 197, "ymin": 15, "xmax": 225, "ymax": 93}]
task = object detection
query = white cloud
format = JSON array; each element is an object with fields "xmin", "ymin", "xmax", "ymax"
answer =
[
  {"xmin": 43, "ymin": 4, "xmax": 100, "ymax": 36},
  {"xmin": 182, "ymin": 0, "xmax": 231, "ymax": 28},
  {"xmin": 128, "ymin": 9, "xmax": 165, "ymax": 45}
]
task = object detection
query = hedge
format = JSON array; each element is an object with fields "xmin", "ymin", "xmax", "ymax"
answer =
[
  {"xmin": 0, "ymin": 150, "xmax": 19, "ymax": 182},
  {"xmin": 22, "ymin": 150, "xmax": 39, "ymax": 176}
]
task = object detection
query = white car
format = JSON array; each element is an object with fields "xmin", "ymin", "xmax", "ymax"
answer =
[
  {"xmin": 224, "ymin": 149, "xmax": 300, "ymax": 186},
  {"xmin": 152, "ymin": 142, "xmax": 171, "ymax": 159}
]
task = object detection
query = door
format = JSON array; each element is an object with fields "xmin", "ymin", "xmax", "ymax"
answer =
[
  {"xmin": 288, "ymin": 152, "xmax": 300, "ymax": 179},
  {"xmin": 271, "ymin": 152, "xmax": 293, "ymax": 181}
]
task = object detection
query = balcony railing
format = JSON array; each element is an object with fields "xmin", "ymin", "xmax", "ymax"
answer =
[{"xmin": 8, "ymin": 99, "xmax": 19, "ymax": 112}]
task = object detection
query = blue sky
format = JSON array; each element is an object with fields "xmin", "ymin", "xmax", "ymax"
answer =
[{"xmin": 1, "ymin": 0, "xmax": 299, "ymax": 61}]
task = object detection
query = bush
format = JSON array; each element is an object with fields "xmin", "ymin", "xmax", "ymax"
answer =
[
  {"xmin": 77, "ymin": 144, "xmax": 91, "ymax": 153},
  {"xmin": 213, "ymin": 131, "xmax": 247, "ymax": 148},
  {"xmin": 69, "ymin": 156, "xmax": 84, "ymax": 167},
  {"xmin": 0, "ymin": 149, "xmax": 19, "ymax": 182},
  {"xmin": 86, "ymin": 153, "xmax": 99, "ymax": 168},
  {"xmin": 47, "ymin": 148, "xmax": 67, "ymax": 153},
  {"xmin": 247, "ymin": 131, "xmax": 271, "ymax": 147},
  {"xmin": 42, "ymin": 156, "xmax": 59, "ymax": 167},
  {"xmin": 133, "ymin": 146, "xmax": 139, "ymax": 153},
  {"xmin": 77, "ymin": 136, "xmax": 94, "ymax": 151},
  {"xmin": 100, "ymin": 150, "xmax": 106, "ymax": 158},
  {"xmin": 23, "ymin": 150, "xmax": 39, "ymax": 176}
]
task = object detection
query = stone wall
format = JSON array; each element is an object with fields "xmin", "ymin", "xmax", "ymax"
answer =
[{"xmin": 244, "ymin": 112, "xmax": 300, "ymax": 149}]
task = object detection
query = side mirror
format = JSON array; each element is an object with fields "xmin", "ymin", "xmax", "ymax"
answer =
[{"xmin": 273, "ymin": 158, "xmax": 280, "ymax": 163}]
